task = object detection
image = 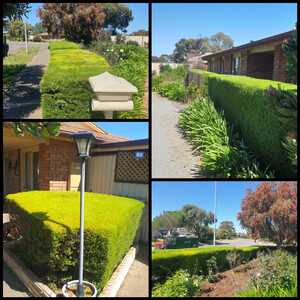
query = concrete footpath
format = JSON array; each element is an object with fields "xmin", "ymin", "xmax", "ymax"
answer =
[
  {"xmin": 116, "ymin": 244, "xmax": 149, "ymax": 297},
  {"xmin": 3, "ymin": 262, "xmax": 31, "ymax": 297},
  {"xmin": 3, "ymin": 46, "xmax": 50, "ymax": 119}
]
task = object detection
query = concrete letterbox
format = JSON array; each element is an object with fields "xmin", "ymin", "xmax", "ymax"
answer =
[{"xmin": 89, "ymin": 71, "xmax": 138, "ymax": 119}]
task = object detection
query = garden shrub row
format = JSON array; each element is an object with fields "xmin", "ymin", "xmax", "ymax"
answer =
[
  {"xmin": 40, "ymin": 41, "xmax": 111, "ymax": 119},
  {"xmin": 6, "ymin": 191, "xmax": 144, "ymax": 293},
  {"xmin": 49, "ymin": 41, "xmax": 79, "ymax": 51},
  {"xmin": 178, "ymin": 98, "xmax": 275, "ymax": 178},
  {"xmin": 152, "ymin": 245, "xmax": 277, "ymax": 283},
  {"xmin": 113, "ymin": 45, "xmax": 149, "ymax": 118},
  {"xmin": 189, "ymin": 70, "xmax": 297, "ymax": 178}
]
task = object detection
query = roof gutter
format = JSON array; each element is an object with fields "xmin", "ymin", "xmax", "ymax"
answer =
[{"xmin": 202, "ymin": 30, "xmax": 293, "ymax": 59}]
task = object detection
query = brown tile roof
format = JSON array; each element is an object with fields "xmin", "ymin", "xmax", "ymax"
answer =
[
  {"xmin": 202, "ymin": 30, "xmax": 293, "ymax": 59},
  {"xmin": 58, "ymin": 122, "xmax": 132, "ymax": 145}
]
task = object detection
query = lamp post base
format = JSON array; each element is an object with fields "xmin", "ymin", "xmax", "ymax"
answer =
[{"xmin": 62, "ymin": 280, "xmax": 97, "ymax": 297}]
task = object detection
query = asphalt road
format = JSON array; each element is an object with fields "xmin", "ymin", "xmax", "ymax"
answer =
[
  {"xmin": 198, "ymin": 238, "xmax": 277, "ymax": 248},
  {"xmin": 7, "ymin": 41, "xmax": 49, "ymax": 55}
]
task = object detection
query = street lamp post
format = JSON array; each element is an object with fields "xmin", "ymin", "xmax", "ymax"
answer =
[{"xmin": 70, "ymin": 132, "xmax": 96, "ymax": 297}]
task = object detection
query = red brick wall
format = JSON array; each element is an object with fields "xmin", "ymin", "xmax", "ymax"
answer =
[
  {"xmin": 224, "ymin": 54, "xmax": 232, "ymax": 74},
  {"xmin": 39, "ymin": 138, "xmax": 88, "ymax": 192},
  {"xmin": 247, "ymin": 52, "xmax": 274, "ymax": 80},
  {"xmin": 273, "ymin": 45, "xmax": 287, "ymax": 82},
  {"xmin": 241, "ymin": 51, "xmax": 248, "ymax": 76},
  {"xmin": 8, "ymin": 150, "xmax": 21, "ymax": 194}
]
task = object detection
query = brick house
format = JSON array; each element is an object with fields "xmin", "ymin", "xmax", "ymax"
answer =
[
  {"xmin": 202, "ymin": 30, "xmax": 293, "ymax": 83},
  {"xmin": 3, "ymin": 122, "xmax": 149, "ymax": 242}
]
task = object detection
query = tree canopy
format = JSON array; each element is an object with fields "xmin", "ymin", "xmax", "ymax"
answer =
[
  {"xmin": 99, "ymin": 3, "xmax": 133, "ymax": 35},
  {"xmin": 3, "ymin": 3, "xmax": 31, "ymax": 24},
  {"xmin": 152, "ymin": 210, "xmax": 187, "ymax": 233},
  {"xmin": 37, "ymin": 3, "xmax": 105, "ymax": 44},
  {"xmin": 170, "ymin": 32, "xmax": 234, "ymax": 63},
  {"xmin": 181, "ymin": 204, "xmax": 215, "ymax": 242},
  {"xmin": 237, "ymin": 181, "xmax": 297, "ymax": 249}
]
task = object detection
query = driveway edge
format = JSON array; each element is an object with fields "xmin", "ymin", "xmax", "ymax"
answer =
[
  {"xmin": 3, "ymin": 246, "xmax": 56, "ymax": 297},
  {"xmin": 4, "ymin": 243, "xmax": 138, "ymax": 297},
  {"xmin": 99, "ymin": 245, "xmax": 138, "ymax": 297}
]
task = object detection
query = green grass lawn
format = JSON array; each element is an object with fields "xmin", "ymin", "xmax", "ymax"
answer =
[{"xmin": 3, "ymin": 47, "xmax": 40, "ymax": 89}]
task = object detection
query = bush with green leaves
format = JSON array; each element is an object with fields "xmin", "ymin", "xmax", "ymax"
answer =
[
  {"xmin": 152, "ymin": 269, "xmax": 203, "ymax": 297},
  {"xmin": 152, "ymin": 246, "xmax": 277, "ymax": 283},
  {"xmin": 40, "ymin": 44, "xmax": 111, "ymax": 119},
  {"xmin": 6, "ymin": 191, "xmax": 144, "ymax": 293},
  {"xmin": 236, "ymin": 249, "xmax": 297, "ymax": 297},
  {"xmin": 190, "ymin": 69, "xmax": 297, "ymax": 177},
  {"xmin": 49, "ymin": 41, "xmax": 79, "ymax": 51},
  {"xmin": 113, "ymin": 44, "xmax": 148, "ymax": 119},
  {"xmin": 178, "ymin": 98, "xmax": 275, "ymax": 178}
]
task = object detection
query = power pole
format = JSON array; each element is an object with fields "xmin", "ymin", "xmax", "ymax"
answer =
[{"xmin": 213, "ymin": 181, "xmax": 217, "ymax": 246}]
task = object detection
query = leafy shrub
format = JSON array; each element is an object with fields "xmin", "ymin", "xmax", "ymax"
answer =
[
  {"xmin": 6, "ymin": 191, "xmax": 144, "ymax": 293},
  {"xmin": 159, "ymin": 82, "xmax": 185, "ymax": 101},
  {"xmin": 40, "ymin": 48, "xmax": 110, "ymax": 118},
  {"xmin": 190, "ymin": 69, "xmax": 297, "ymax": 177},
  {"xmin": 236, "ymin": 249, "xmax": 297, "ymax": 297},
  {"xmin": 152, "ymin": 246, "xmax": 277, "ymax": 283},
  {"xmin": 113, "ymin": 45, "xmax": 148, "ymax": 119},
  {"xmin": 152, "ymin": 269, "xmax": 203, "ymax": 297},
  {"xmin": 248, "ymin": 250, "xmax": 297, "ymax": 291},
  {"xmin": 33, "ymin": 36, "xmax": 42, "ymax": 42},
  {"xmin": 49, "ymin": 41, "xmax": 79, "ymax": 51},
  {"xmin": 178, "ymin": 98, "xmax": 275, "ymax": 178}
]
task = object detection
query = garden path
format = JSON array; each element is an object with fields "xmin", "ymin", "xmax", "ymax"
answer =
[
  {"xmin": 116, "ymin": 244, "xmax": 149, "ymax": 297},
  {"xmin": 3, "ymin": 46, "xmax": 50, "ymax": 119},
  {"xmin": 152, "ymin": 92, "xmax": 203, "ymax": 178}
]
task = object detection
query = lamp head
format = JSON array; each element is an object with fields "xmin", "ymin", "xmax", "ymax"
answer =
[{"xmin": 70, "ymin": 132, "xmax": 96, "ymax": 158}]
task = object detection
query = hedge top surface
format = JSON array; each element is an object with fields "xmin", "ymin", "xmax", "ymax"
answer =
[
  {"xmin": 49, "ymin": 41, "xmax": 79, "ymax": 51},
  {"xmin": 47, "ymin": 49, "xmax": 111, "ymax": 77},
  {"xmin": 190, "ymin": 69, "xmax": 297, "ymax": 91},
  {"xmin": 152, "ymin": 245, "xmax": 275, "ymax": 259},
  {"xmin": 6, "ymin": 191, "xmax": 144, "ymax": 233}
]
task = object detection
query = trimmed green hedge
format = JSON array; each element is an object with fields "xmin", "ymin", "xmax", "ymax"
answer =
[
  {"xmin": 40, "ymin": 42, "xmax": 111, "ymax": 119},
  {"xmin": 152, "ymin": 245, "xmax": 277, "ymax": 282},
  {"xmin": 190, "ymin": 70, "xmax": 297, "ymax": 177},
  {"xmin": 6, "ymin": 191, "xmax": 144, "ymax": 292},
  {"xmin": 49, "ymin": 41, "xmax": 79, "ymax": 51}
]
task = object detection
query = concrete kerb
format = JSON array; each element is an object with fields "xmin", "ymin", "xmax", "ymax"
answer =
[
  {"xmin": 3, "ymin": 245, "xmax": 56, "ymax": 297},
  {"xmin": 3, "ymin": 243, "xmax": 138, "ymax": 298}
]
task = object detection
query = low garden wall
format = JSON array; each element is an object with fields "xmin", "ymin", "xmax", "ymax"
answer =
[
  {"xmin": 187, "ymin": 70, "xmax": 297, "ymax": 177},
  {"xmin": 6, "ymin": 191, "xmax": 144, "ymax": 293}
]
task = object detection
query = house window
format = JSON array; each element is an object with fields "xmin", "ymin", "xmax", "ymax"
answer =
[
  {"xmin": 232, "ymin": 56, "xmax": 241, "ymax": 75},
  {"xmin": 23, "ymin": 150, "xmax": 39, "ymax": 191}
]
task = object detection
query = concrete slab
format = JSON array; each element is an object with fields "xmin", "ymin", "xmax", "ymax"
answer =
[{"xmin": 3, "ymin": 262, "xmax": 31, "ymax": 297}]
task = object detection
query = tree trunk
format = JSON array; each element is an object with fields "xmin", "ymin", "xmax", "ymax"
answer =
[{"xmin": 276, "ymin": 242, "xmax": 281, "ymax": 250}]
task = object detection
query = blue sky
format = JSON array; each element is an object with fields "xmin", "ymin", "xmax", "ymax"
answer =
[
  {"xmin": 22, "ymin": 3, "xmax": 148, "ymax": 34},
  {"xmin": 94, "ymin": 122, "xmax": 148, "ymax": 140},
  {"xmin": 152, "ymin": 3, "xmax": 297, "ymax": 57},
  {"xmin": 152, "ymin": 181, "xmax": 269, "ymax": 234}
]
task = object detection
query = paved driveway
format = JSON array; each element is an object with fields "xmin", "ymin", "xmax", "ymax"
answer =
[{"xmin": 198, "ymin": 238, "xmax": 277, "ymax": 248}]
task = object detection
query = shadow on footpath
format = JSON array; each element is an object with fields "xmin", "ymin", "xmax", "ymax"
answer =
[{"xmin": 3, "ymin": 64, "xmax": 45, "ymax": 119}]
